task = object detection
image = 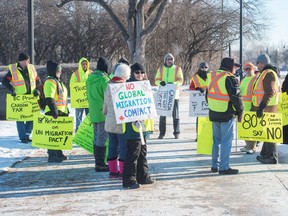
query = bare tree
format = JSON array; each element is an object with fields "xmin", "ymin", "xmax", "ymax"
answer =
[{"xmin": 57, "ymin": 0, "xmax": 169, "ymax": 64}]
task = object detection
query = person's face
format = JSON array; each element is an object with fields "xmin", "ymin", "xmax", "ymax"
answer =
[
  {"xmin": 134, "ymin": 70, "xmax": 145, "ymax": 81},
  {"xmin": 82, "ymin": 61, "xmax": 88, "ymax": 71},
  {"xmin": 232, "ymin": 65, "xmax": 238, "ymax": 74},
  {"xmin": 244, "ymin": 67, "xmax": 254, "ymax": 76},
  {"xmin": 56, "ymin": 69, "xmax": 62, "ymax": 79},
  {"xmin": 165, "ymin": 58, "xmax": 173, "ymax": 67},
  {"xmin": 19, "ymin": 59, "xmax": 29, "ymax": 68},
  {"xmin": 257, "ymin": 62, "xmax": 265, "ymax": 71}
]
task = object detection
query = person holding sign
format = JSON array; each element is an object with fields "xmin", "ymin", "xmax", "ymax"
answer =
[
  {"xmin": 282, "ymin": 73, "xmax": 288, "ymax": 144},
  {"xmin": 189, "ymin": 62, "xmax": 210, "ymax": 141},
  {"xmin": 2, "ymin": 52, "xmax": 42, "ymax": 143},
  {"xmin": 87, "ymin": 57, "xmax": 111, "ymax": 172},
  {"xmin": 69, "ymin": 57, "xmax": 91, "ymax": 132},
  {"xmin": 103, "ymin": 64, "xmax": 131, "ymax": 179},
  {"xmin": 239, "ymin": 62, "xmax": 258, "ymax": 154},
  {"xmin": 155, "ymin": 53, "xmax": 183, "ymax": 139},
  {"xmin": 252, "ymin": 54, "xmax": 281, "ymax": 164},
  {"xmin": 122, "ymin": 63, "xmax": 154, "ymax": 189},
  {"xmin": 207, "ymin": 57, "xmax": 243, "ymax": 175},
  {"xmin": 44, "ymin": 60, "xmax": 69, "ymax": 163}
]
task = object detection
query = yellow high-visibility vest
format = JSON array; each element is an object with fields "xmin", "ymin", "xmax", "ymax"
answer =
[
  {"xmin": 240, "ymin": 75, "xmax": 257, "ymax": 111},
  {"xmin": 8, "ymin": 63, "xmax": 37, "ymax": 94},
  {"xmin": 191, "ymin": 74, "xmax": 207, "ymax": 89}
]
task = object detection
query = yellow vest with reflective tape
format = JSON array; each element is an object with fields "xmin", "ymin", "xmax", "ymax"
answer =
[
  {"xmin": 252, "ymin": 69, "xmax": 281, "ymax": 106},
  {"xmin": 240, "ymin": 75, "xmax": 257, "ymax": 111},
  {"xmin": 44, "ymin": 77, "xmax": 68, "ymax": 113},
  {"xmin": 191, "ymin": 74, "xmax": 207, "ymax": 89},
  {"xmin": 207, "ymin": 71, "xmax": 233, "ymax": 112},
  {"xmin": 122, "ymin": 119, "xmax": 154, "ymax": 133},
  {"xmin": 8, "ymin": 63, "xmax": 37, "ymax": 95}
]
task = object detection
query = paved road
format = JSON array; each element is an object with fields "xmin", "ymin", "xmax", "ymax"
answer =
[{"xmin": 1, "ymin": 92, "xmax": 288, "ymax": 216}]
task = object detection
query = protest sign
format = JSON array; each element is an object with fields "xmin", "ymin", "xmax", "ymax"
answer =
[
  {"xmin": 70, "ymin": 82, "xmax": 89, "ymax": 108},
  {"xmin": 32, "ymin": 114, "xmax": 74, "ymax": 150},
  {"xmin": 73, "ymin": 114, "xmax": 94, "ymax": 154},
  {"xmin": 155, "ymin": 84, "xmax": 176, "ymax": 117},
  {"xmin": 197, "ymin": 117, "xmax": 213, "ymax": 155},
  {"xmin": 238, "ymin": 111, "xmax": 283, "ymax": 143},
  {"xmin": 6, "ymin": 94, "xmax": 40, "ymax": 121},
  {"xmin": 110, "ymin": 80, "xmax": 157, "ymax": 124},
  {"xmin": 189, "ymin": 91, "xmax": 209, "ymax": 117}
]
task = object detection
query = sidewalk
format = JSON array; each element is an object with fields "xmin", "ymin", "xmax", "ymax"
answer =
[{"xmin": 1, "ymin": 92, "xmax": 288, "ymax": 216}]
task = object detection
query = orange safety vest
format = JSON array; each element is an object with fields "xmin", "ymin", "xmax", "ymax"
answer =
[
  {"xmin": 191, "ymin": 74, "xmax": 207, "ymax": 89},
  {"xmin": 252, "ymin": 69, "xmax": 281, "ymax": 106}
]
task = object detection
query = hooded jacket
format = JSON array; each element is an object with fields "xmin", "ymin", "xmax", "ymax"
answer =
[
  {"xmin": 70, "ymin": 57, "xmax": 91, "ymax": 83},
  {"xmin": 86, "ymin": 57, "xmax": 111, "ymax": 123}
]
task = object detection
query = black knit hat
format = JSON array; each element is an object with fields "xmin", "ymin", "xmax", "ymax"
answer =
[
  {"xmin": 219, "ymin": 57, "xmax": 241, "ymax": 72},
  {"xmin": 131, "ymin": 63, "xmax": 145, "ymax": 73},
  {"xmin": 46, "ymin": 60, "xmax": 60, "ymax": 77},
  {"xmin": 97, "ymin": 57, "xmax": 112, "ymax": 74},
  {"xmin": 118, "ymin": 57, "xmax": 130, "ymax": 66},
  {"xmin": 18, "ymin": 52, "xmax": 30, "ymax": 61}
]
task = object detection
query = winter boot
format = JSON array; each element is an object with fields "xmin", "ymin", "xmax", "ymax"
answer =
[
  {"xmin": 108, "ymin": 159, "xmax": 119, "ymax": 179},
  {"xmin": 95, "ymin": 146, "xmax": 109, "ymax": 172},
  {"xmin": 57, "ymin": 150, "xmax": 68, "ymax": 160},
  {"xmin": 119, "ymin": 160, "xmax": 125, "ymax": 180},
  {"xmin": 48, "ymin": 150, "xmax": 63, "ymax": 163}
]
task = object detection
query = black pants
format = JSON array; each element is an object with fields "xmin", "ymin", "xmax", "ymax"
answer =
[
  {"xmin": 260, "ymin": 142, "xmax": 278, "ymax": 161},
  {"xmin": 282, "ymin": 125, "xmax": 288, "ymax": 144},
  {"xmin": 159, "ymin": 99, "xmax": 180, "ymax": 136},
  {"xmin": 123, "ymin": 139, "xmax": 149, "ymax": 187}
]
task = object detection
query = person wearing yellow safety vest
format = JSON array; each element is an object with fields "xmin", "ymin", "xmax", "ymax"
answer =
[
  {"xmin": 239, "ymin": 62, "xmax": 258, "ymax": 154},
  {"xmin": 189, "ymin": 62, "xmax": 210, "ymax": 141},
  {"xmin": 44, "ymin": 60, "xmax": 69, "ymax": 163},
  {"xmin": 253, "ymin": 54, "xmax": 281, "ymax": 164},
  {"xmin": 155, "ymin": 53, "xmax": 183, "ymax": 139},
  {"xmin": 2, "ymin": 52, "xmax": 42, "ymax": 143},
  {"xmin": 122, "ymin": 63, "xmax": 155, "ymax": 189},
  {"xmin": 207, "ymin": 57, "xmax": 243, "ymax": 175},
  {"xmin": 69, "ymin": 57, "xmax": 92, "ymax": 132}
]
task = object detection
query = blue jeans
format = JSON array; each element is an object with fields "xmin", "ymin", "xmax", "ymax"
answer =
[
  {"xmin": 75, "ymin": 108, "xmax": 89, "ymax": 132},
  {"xmin": 211, "ymin": 119, "xmax": 234, "ymax": 171},
  {"xmin": 16, "ymin": 121, "xmax": 33, "ymax": 140},
  {"xmin": 93, "ymin": 122, "xmax": 107, "ymax": 147},
  {"xmin": 108, "ymin": 133, "xmax": 127, "ymax": 161}
]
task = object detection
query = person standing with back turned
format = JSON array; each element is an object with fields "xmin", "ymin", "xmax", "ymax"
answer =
[
  {"xmin": 207, "ymin": 57, "xmax": 243, "ymax": 175},
  {"xmin": 155, "ymin": 53, "xmax": 183, "ymax": 139}
]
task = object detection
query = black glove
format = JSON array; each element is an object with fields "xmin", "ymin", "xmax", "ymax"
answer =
[
  {"xmin": 160, "ymin": 81, "xmax": 166, "ymax": 86},
  {"xmin": 237, "ymin": 113, "xmax": 243, "ymax": 122},
  {"xmin": 196, "ymin": 87, "xmax": 205, "ymax": 93},
  {"xmin": 256, "ymin": 108, "xmax": 264, "ymax": 118},
  {"xmin": 33, "ymin": 90, "xmax": 40, "ymax": 97},
  {"xmin": 11, "ymin": 90, "xmax": 17, "ymax": 97}
]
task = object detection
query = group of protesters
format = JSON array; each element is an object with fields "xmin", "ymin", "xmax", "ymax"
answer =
[{"xmin": 2, "ymin": 50, "xmax": 287, "ymax": 188}]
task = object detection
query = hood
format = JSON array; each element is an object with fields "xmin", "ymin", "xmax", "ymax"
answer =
[{"xmin": 78, "ymin": 57, "xmax": 90, "ymax": 73}]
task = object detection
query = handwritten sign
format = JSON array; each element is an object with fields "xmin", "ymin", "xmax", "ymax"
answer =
[
  {"xmin": 278, "ymin": 92, "xmax": 288, "ymax": 126},
  {"xmin": 238, "ymin": 111, "xmax": 283, "ymax": 143},
  {"xmin": 189, "ymin": 91, "xmax": 209, "ymax": 117},
  {"xmin": 73, "ymin": 114, "xmax": 93, "ymax": 154},
  {"xmin": 155, "ymin": 84, "xmax": 176, "ymax": 117},
  {"xmin": 32, "ymin": 114, "xmax": 74, "ymax": 150},
  {"xmin": 110, "ymin": 80, "xmax": 157, "ymax": 124},
  {"xmin": 6, "ymin": 94, "xmax": 40, "ymax": 121},
  {"xmin": 70, "ymin": 82, "xmax": 89, "ymax": 108}
]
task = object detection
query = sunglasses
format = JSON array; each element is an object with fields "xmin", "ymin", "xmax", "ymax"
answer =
[
  {"xmin": 201, "ymin": 67, "xmax": 208, "ymax": 69},
  {"xmin": 134, "ymin": 70, "xmax": 145, "ymax": 74},
  {"xmin": 166, "ymin": 58, "xmax": 173, "ymax": 61}
]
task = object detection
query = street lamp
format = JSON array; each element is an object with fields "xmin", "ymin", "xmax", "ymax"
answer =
[{"xmin": 28, "ymin": 0, "xmax": 34, "ymax": 64}]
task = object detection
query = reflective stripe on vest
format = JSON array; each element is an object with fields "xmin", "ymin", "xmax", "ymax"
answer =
[
  {"xmin": 252, "ymin": 70, "xmax": 280, "ymax": 106},
  {"xmin": 48, "ymin": 78, "xmax": 67, "ymax": 106},
  {"xmin": 208, "ymin": 72, "xmax": 230, "ymax": 101},
  {"xmin": 191, "ymin": 74, "xmax": 207, "ymax": 89},
  {"xmin": 74, "ymin": 70, "xmax": 81, "ymax": 82},
  {"xmin": 241, "ymin": 76, "xmax": 257, "ymax": 102}
]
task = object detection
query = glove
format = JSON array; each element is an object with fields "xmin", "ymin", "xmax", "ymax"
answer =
[
  {"xmin": 133, "ymin": 121, "xmax": 143, "ymax": 129},
  {"xmin": 237, "ymin": 113, "xmax": 243, "ymax": 122},
  {"xmin": 11, "ymin": 90, "xmax": 16, "ymax": 97},
  {"xmin": 160, "ymin": 81, "xmax": 166, "ymax": 86},
  {"xmin": 196, "ymin": 87, "xmax": 205, "ymax": 93},
  {"xmin": 33, "ymin": 90, "xmax": 40, "ymax": 97},
  {"xmin": 256, "ymin": 108, "xmax": 264, "ymax": 118}
]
